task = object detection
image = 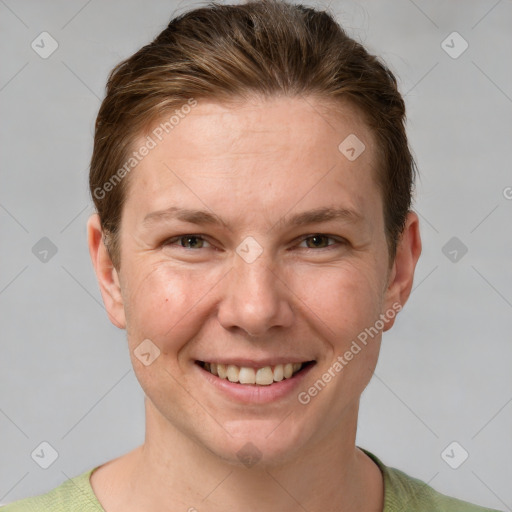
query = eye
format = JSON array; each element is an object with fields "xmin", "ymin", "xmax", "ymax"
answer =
[
  {"xmin": 164, "ymin": 235, "xmax": 211, "ymax": 249},
  {"xmin": 297, "ymin": 234, "xmax": 344, "ymax": 249}
]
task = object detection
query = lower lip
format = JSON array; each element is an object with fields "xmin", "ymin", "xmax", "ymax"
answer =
[{"xmin": 195, "ymin": 362, "xmax": 316, "ymax": 404}]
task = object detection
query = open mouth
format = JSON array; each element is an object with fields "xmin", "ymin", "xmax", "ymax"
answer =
[{"xmin": 195, "ymin": 360, "xmax": 316, "ymax": 386}]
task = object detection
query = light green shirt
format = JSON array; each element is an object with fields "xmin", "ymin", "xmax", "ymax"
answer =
[{"xmin": 1, "ymin": 448, "xmax": 502, "ymax": 511}]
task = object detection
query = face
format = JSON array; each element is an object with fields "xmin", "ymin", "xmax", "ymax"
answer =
[{"xmin": 89, "ymin": 96, "xmax": 419, "ymax": 467}]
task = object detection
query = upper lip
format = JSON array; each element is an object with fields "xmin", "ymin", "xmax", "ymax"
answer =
[{"xmin": 196, "ymin": 358, "xmax": 315, "ymax": 367}]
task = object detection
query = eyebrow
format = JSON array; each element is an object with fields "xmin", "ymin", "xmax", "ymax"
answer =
[{"xmin": 142, "ymin": 206, "xmax": 363, "ymax": 229}]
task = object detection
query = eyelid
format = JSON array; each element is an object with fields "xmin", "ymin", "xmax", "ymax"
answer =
[
  {"xmin": 296, "ymin": 234, "xmax": 346, "ymax": 249},
  {"xmin": 162, "ymin": 233, "xmax": 346, "ymax": 250},
  {"xmin": 163, "ymin": 234, "xmax": 213, "ymax": 249}
]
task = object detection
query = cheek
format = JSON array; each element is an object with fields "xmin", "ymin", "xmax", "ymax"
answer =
[
  {"xmin": 291, "ymin": 261, "xmax": 384, "ymax": 344},
  {"xmin": 122, "ymin": 253, "xmax": 386, "ymax": 358},
  {"xmin": 122, "ymin": 263, "xmax": 222, "ymax": 351},
  {"xmin": 295, "ymin": 262, "xmax": 384, "ymax": 396},
  {"xmin": 327, "ymin": 264, "xmax": 384, "ymax": 386}
]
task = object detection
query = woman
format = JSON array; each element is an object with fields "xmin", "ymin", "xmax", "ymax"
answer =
[{"xmin": 2, "ymin": 1, "xmax": 500, "ymax": 511}]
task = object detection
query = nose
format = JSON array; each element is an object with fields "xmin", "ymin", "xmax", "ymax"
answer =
[{"xmin": 217, "ymin": 252, "xmax": 294, "ymax": 337}]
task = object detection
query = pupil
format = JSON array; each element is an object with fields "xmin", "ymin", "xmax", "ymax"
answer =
[
  {"xmin": 310, "ymin": 235, "xmax": 325, "ymax": 248},
  {"xmin": 185, "ymin": 236, "xmax": 200, "ymax": 248}
]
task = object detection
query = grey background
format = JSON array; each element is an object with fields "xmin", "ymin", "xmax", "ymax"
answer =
[{"xmin": 1, "ymin": 0, "xmax": 511, "ymax": 509}]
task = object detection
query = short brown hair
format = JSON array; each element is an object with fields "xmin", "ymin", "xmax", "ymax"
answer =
[{"xmin": 89, "ymin": 0, "xmax": 416, "ymax": 269}]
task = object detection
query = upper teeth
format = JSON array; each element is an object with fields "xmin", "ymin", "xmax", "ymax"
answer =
[{"xmin": 204, "ymin": 362, "xmax": 304, "ymax": 385}]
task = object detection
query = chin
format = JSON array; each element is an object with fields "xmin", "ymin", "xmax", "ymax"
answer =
[{"xmin": 200, "ymin": 418, "xmax": 315, "ymax": 469}]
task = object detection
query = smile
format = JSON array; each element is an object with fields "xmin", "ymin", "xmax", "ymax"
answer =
[{"xmin": 196, "ymin": 361, "xmax": 315, "ymax": 386}]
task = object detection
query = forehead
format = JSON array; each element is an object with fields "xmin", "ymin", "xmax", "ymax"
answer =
[
  {"xmin": 123, "ymin": 96, "xmax": 381, "ymax": 228},
  {"xmin": 143, "ymin": 96, "xmax": 375, "ymax": 165}
]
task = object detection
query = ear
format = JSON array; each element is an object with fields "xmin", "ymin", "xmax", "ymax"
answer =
[
  {"xmin": 87, "ymin": 213, "xmax": 126, "ymax": 329},
  {"xmin": 382, "ymin": 211, "xmax": 422, "ymax": 332}
]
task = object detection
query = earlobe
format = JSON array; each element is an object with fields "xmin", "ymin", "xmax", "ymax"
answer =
[
  {"xmin": 87, "ymin": 214, "xmax": 126, "ymax": 329},
  {"xmin": 382, "ymin": 211, "xmax": 422, "ymax": 332}
]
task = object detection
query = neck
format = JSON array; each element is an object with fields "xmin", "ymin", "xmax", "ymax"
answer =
[{"xmin": 93, "ymin": 398, "xmax": 383, "ymax": 512}]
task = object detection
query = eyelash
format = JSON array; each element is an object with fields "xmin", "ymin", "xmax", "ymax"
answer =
[{"xmin": 163, "ymin": 234, "xmax": 346, "ymax": 251}]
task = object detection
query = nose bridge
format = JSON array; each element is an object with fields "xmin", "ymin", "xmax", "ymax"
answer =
[
  {"xmin": 217, "ymin": 250, "xmax": 292, "ymax": 336},
  {"xmin": 235, "ymin": 252, "xmax": 277, "ymax": 300}
]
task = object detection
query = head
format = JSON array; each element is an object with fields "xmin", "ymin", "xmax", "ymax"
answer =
[{"xmin": 88, "ymin": 1, "xmax": 421, "ymax": 467}]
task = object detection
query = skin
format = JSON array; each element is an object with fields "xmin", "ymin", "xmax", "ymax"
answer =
[{"xmin": 87, "ymin": 96, "xmax": 421, "ymax": 512}]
